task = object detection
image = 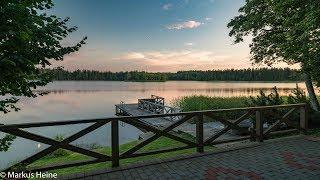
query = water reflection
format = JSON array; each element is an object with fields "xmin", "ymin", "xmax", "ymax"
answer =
[{"xmin": 37, "ymin": 87, "xmax": 294, "ymax": 95}]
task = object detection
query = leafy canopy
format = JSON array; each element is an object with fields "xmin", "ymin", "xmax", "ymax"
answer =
[
  {"xmin": 228, "ymin": 0, "xmax": 320, "ymax": 85},
  {"xmin": 0, "ymin": 0, "xmax": 86, "ymax": 151}
]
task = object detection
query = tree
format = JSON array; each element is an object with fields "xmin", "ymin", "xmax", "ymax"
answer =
[
  {"xmin": 0, "ymin": 0, "xmax": 87, "ymax": 151},
  {"xmin": 228, "ymin": 0, "xmax": 320, "ymax": 111}
]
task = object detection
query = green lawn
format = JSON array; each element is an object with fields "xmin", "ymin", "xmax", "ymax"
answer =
[{"xmin": 27, "ymin": 133, "xmax": 215, "ymax": 176}]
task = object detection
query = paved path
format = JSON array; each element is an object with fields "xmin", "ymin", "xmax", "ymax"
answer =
[{"xmin": 65, "ymin": 135, "xmax": 320, "ymax": 180}]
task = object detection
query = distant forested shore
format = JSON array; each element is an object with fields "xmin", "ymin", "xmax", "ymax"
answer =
[{"xmin": 51, "ymin": 68, "xmax": 303, "ymax": 82}]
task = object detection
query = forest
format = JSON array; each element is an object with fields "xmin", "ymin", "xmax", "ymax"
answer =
[{"xmin": 51, "ymin": 68, "xmax": 303, "ymax": 82}]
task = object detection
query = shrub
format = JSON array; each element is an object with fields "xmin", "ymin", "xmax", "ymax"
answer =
[
  {"xmin": 246, "ymin": 87, "xmax": 286, "ymax": 124},
  {"xmin": 48, "ymin": 135, "xmax": 70, "ymax": 157}
]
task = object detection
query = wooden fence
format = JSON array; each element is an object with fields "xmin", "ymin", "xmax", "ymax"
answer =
[
  {"xmin": 138, "ymin": 99, "xmax": 180, "ymax": 115},
  {"xmin": 0, "ymin": 103, "xmax": 308, "ymax": 172}
]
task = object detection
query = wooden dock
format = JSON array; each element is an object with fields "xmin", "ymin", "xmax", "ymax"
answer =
[
  {"xmin": 115, "ymin": 95, "xmax": 181, "ymax": 130},
  {"xmin": 115, "ymin": 95, "xmax": 243, "ymax": 141}
]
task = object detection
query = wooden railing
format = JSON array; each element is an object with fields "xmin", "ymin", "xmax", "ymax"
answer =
[
  {"xmin": 138, "ymin": 99, "xmax": 180, "ymax": 115},
  {"xmin": 0, "ymin": 103, "xmax": 308, "ymax": 172},
  {"xmin": 151, "ymin": 95, "xmax": 165, "ymax": 105}
]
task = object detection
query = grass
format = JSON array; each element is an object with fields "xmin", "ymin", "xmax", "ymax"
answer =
[
  {"xmin": 171, "ymin": 95, "xmax": 252, "ymax": 123},
  {"xmin": 27, "ymin": 133, "xmax": 215, "ymax": 176},
  {"xmin": 172, "ymin": 95, "xmax": 249, "ymax": 112},
  {"xmin": 172, "ymin": 94, "xmax": 320, "ymax": 112}
]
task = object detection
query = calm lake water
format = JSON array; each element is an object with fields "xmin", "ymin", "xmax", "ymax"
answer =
[{"xmin": 0, "ymin": 81, "xmax": 312, "ymax": 168}]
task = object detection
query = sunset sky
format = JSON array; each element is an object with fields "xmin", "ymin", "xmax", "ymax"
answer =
[{"xmin": 51, "ymin": 0, "xmax": 291, "ymax": 72}]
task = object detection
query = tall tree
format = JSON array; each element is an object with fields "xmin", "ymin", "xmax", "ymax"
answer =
[
  {"xmin": 228, "ymin": 0, "xmax": 320, "ymax": 111},
  {"xmin": 0, "ymin": 0, "xmax": 87, "ymax": 151}
]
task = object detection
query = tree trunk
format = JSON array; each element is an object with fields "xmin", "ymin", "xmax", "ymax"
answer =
[{"xmin": 305, "ymin": 73, "xmax": 320, "ymax": 111}]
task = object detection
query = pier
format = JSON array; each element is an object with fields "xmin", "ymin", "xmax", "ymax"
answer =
[
  {"xmin": 115, "ymin": 95, "xmax": 241, "ymax": 140},
  {"xmin": 115, "ymin": 95, "xmax": 182, "ymax": 130}
]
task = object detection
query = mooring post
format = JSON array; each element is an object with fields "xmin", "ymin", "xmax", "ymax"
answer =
[
  {"xmin": 196, "ymin": 114, "xmax": 204, "ymax": 153},
  {"xmin": 300, "ymin": 105, "xmax": 308, "ymax": 134},
  {"xmin": 111, "ymin": 119, "xmax": 119, "ymax": 167},
  {"xmin": 255, "ymin": 110, "xmax": 264, "ymax": 142}
]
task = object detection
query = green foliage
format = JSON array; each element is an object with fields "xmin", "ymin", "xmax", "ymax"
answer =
[
  {"xmin": 247, "ymin": 87, "xmax": 286, "ymax": 124},
  {"xmin": 10, "ymin": 162, "xmax": 27, "ymax": 172},
  {"xmin": 228, "ymin": 0, "xmax": 320, "ymax": 85},
  {"xmin": 286, "ymin": 85, "xmax": 320, "ymax": 126},
  {"xmin": 172, "ymin": 95, "xmax": 248, "ymax": 122},
  {"xmin": 246, "ymin": 87, "xmax": 284, "ymax": 107},
  {"xmin": 88, "ymin": 143, "xmax": 102, "ymax": 150},
  {"xmin": 48, "ymin": 135, "xmax": 70, "ymax": 157},
  {"xmin": 0, "ymin": 0, "xmax": 86, "ymax": 151},
  {"xmin": 51, "ymin": 68, "xmax": 303, "ymax": 81},
  {"xmin": 169, "ymin": 68, "xmax": 302, "ymax": 81},
  {"xmin": 0, "ymin": 97, "xmax": 19, "ymax": 113},
  {"xmin": 0, "ymin": 134, "xmax": 15, "ymax": 151},
  {"xmin": 173, "ymin": 95, "xmax": 248, "ymax": 112},
  {"xmin": 174, "ymin": 86, "xmax": 320, "ymax": 125},
  {"xmin": 125, "ymin": 71, "xmax": 167, "ymax": 82},
  {"xmin": 287, "ymin": 84, "xmax": 308, "ymax": 104}
]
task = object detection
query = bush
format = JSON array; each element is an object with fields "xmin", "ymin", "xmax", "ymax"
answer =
[
  {"xmin": 246, "ymin": 87, "xmax": 284, "ymax": 107},
  {"xmin": 286, "ymin": 85, "xmax": 320, "ymax": 128},
  {"xmin": 246, "ymin": 87, "xmax": 286, "ymax": 124},
  {"xmin": 48, "ymin": 135, "xmax": 70, "ymax": 157}
]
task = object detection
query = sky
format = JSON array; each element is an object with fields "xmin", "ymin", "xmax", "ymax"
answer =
[{"xmin": 50, "ymin": 0, "xmax": 286, "ymax": 72}]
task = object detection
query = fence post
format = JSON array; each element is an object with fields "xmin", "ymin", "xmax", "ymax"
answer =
[
  {"xmin": 300, "ymin": 105, "xmax": 308, "ymax": 134},
  {"xmin": 196, "ymin": 114, "xmax": 204, "ymax": 153},
  {"xmin": 111, "ymin": 119, "xmax": 119, "ymax": 167},
  {"xmin": 255, "ymin": 110, "xmax": 264, "ymax": 142}
]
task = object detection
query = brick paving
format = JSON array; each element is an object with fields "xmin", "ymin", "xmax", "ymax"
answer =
[{"xmin": 64, "ymin": 135, "xmax": 320, "ymax": 180}]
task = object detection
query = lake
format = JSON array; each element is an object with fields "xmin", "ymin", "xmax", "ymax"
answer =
[{"xmin": 0, "ymin": 81, "xmax": 311, "ymax": 168}]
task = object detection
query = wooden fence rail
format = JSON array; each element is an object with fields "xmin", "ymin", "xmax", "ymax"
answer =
[
  {"xmin": 138, "ymin": 99, "xmax": 180, "ymax": 115},
  {"xmin": 0, "ymin": 103, "xmax": 308, "ymax": 172}
]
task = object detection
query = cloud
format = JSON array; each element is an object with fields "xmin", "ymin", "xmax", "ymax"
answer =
[
  {"xmin": 205, "ymin": 17, "xmax": 212, "ymax": 21},
  {"xmin": 114, "ymin": 50, "xmax": 238, "ymax": 72},
  {"xmin": 185, "ymin": 43, "xmax": 194, "ymax": 46},
  {"xmin": 162, "ymin": 3, "xmax": 173, "ymax": 10},
  {"xmin": 166, "ymin": 21, "xmax": 203, "ymax": 30},
  {"xmin": 121, "ymin": 52, "xmax": 145, "ymax": 60}
]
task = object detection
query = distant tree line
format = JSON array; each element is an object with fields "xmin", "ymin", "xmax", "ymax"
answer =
[
  {"xmin": 52, "ymin": 69, "xmax": 167, "ymax": 81},
  {"xmin": 51, "ymin": 68, "xmax": 303, "ymax": 82},
  {"xmin": 169, "ymin": 68, "xmax": 302, "ymax": 81}
]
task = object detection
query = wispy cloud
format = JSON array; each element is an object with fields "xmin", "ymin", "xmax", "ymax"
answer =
[
  {"xmin": 114, "ymin": 50, "xmax": 238, "ymax": 71},
  {"xmin": 121, "ymin": 52, "xmax": 145, "ymax": 60},
  {"xmin": 166, "ymin": 21, "xmax": 203, "ymax": 30},
  {"xmin": 185, "ymin": 43, "xmax": 194, "ymax": 46},
  {"xmin": 205, "ymin": 17, "xmax": 212, "ymax": 21},
  {"xmin": 162, "ymin": 3, "xmax": 173, "ymax": 10}
]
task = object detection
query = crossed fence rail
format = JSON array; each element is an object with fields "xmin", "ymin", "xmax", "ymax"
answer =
[
  {"xmin": 138, "ymin": 95, "xmax": 180, "ymax": 122},
  {"xmin": 0, "ymin": 103, "xmax": 308, "ymax": 172}
]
